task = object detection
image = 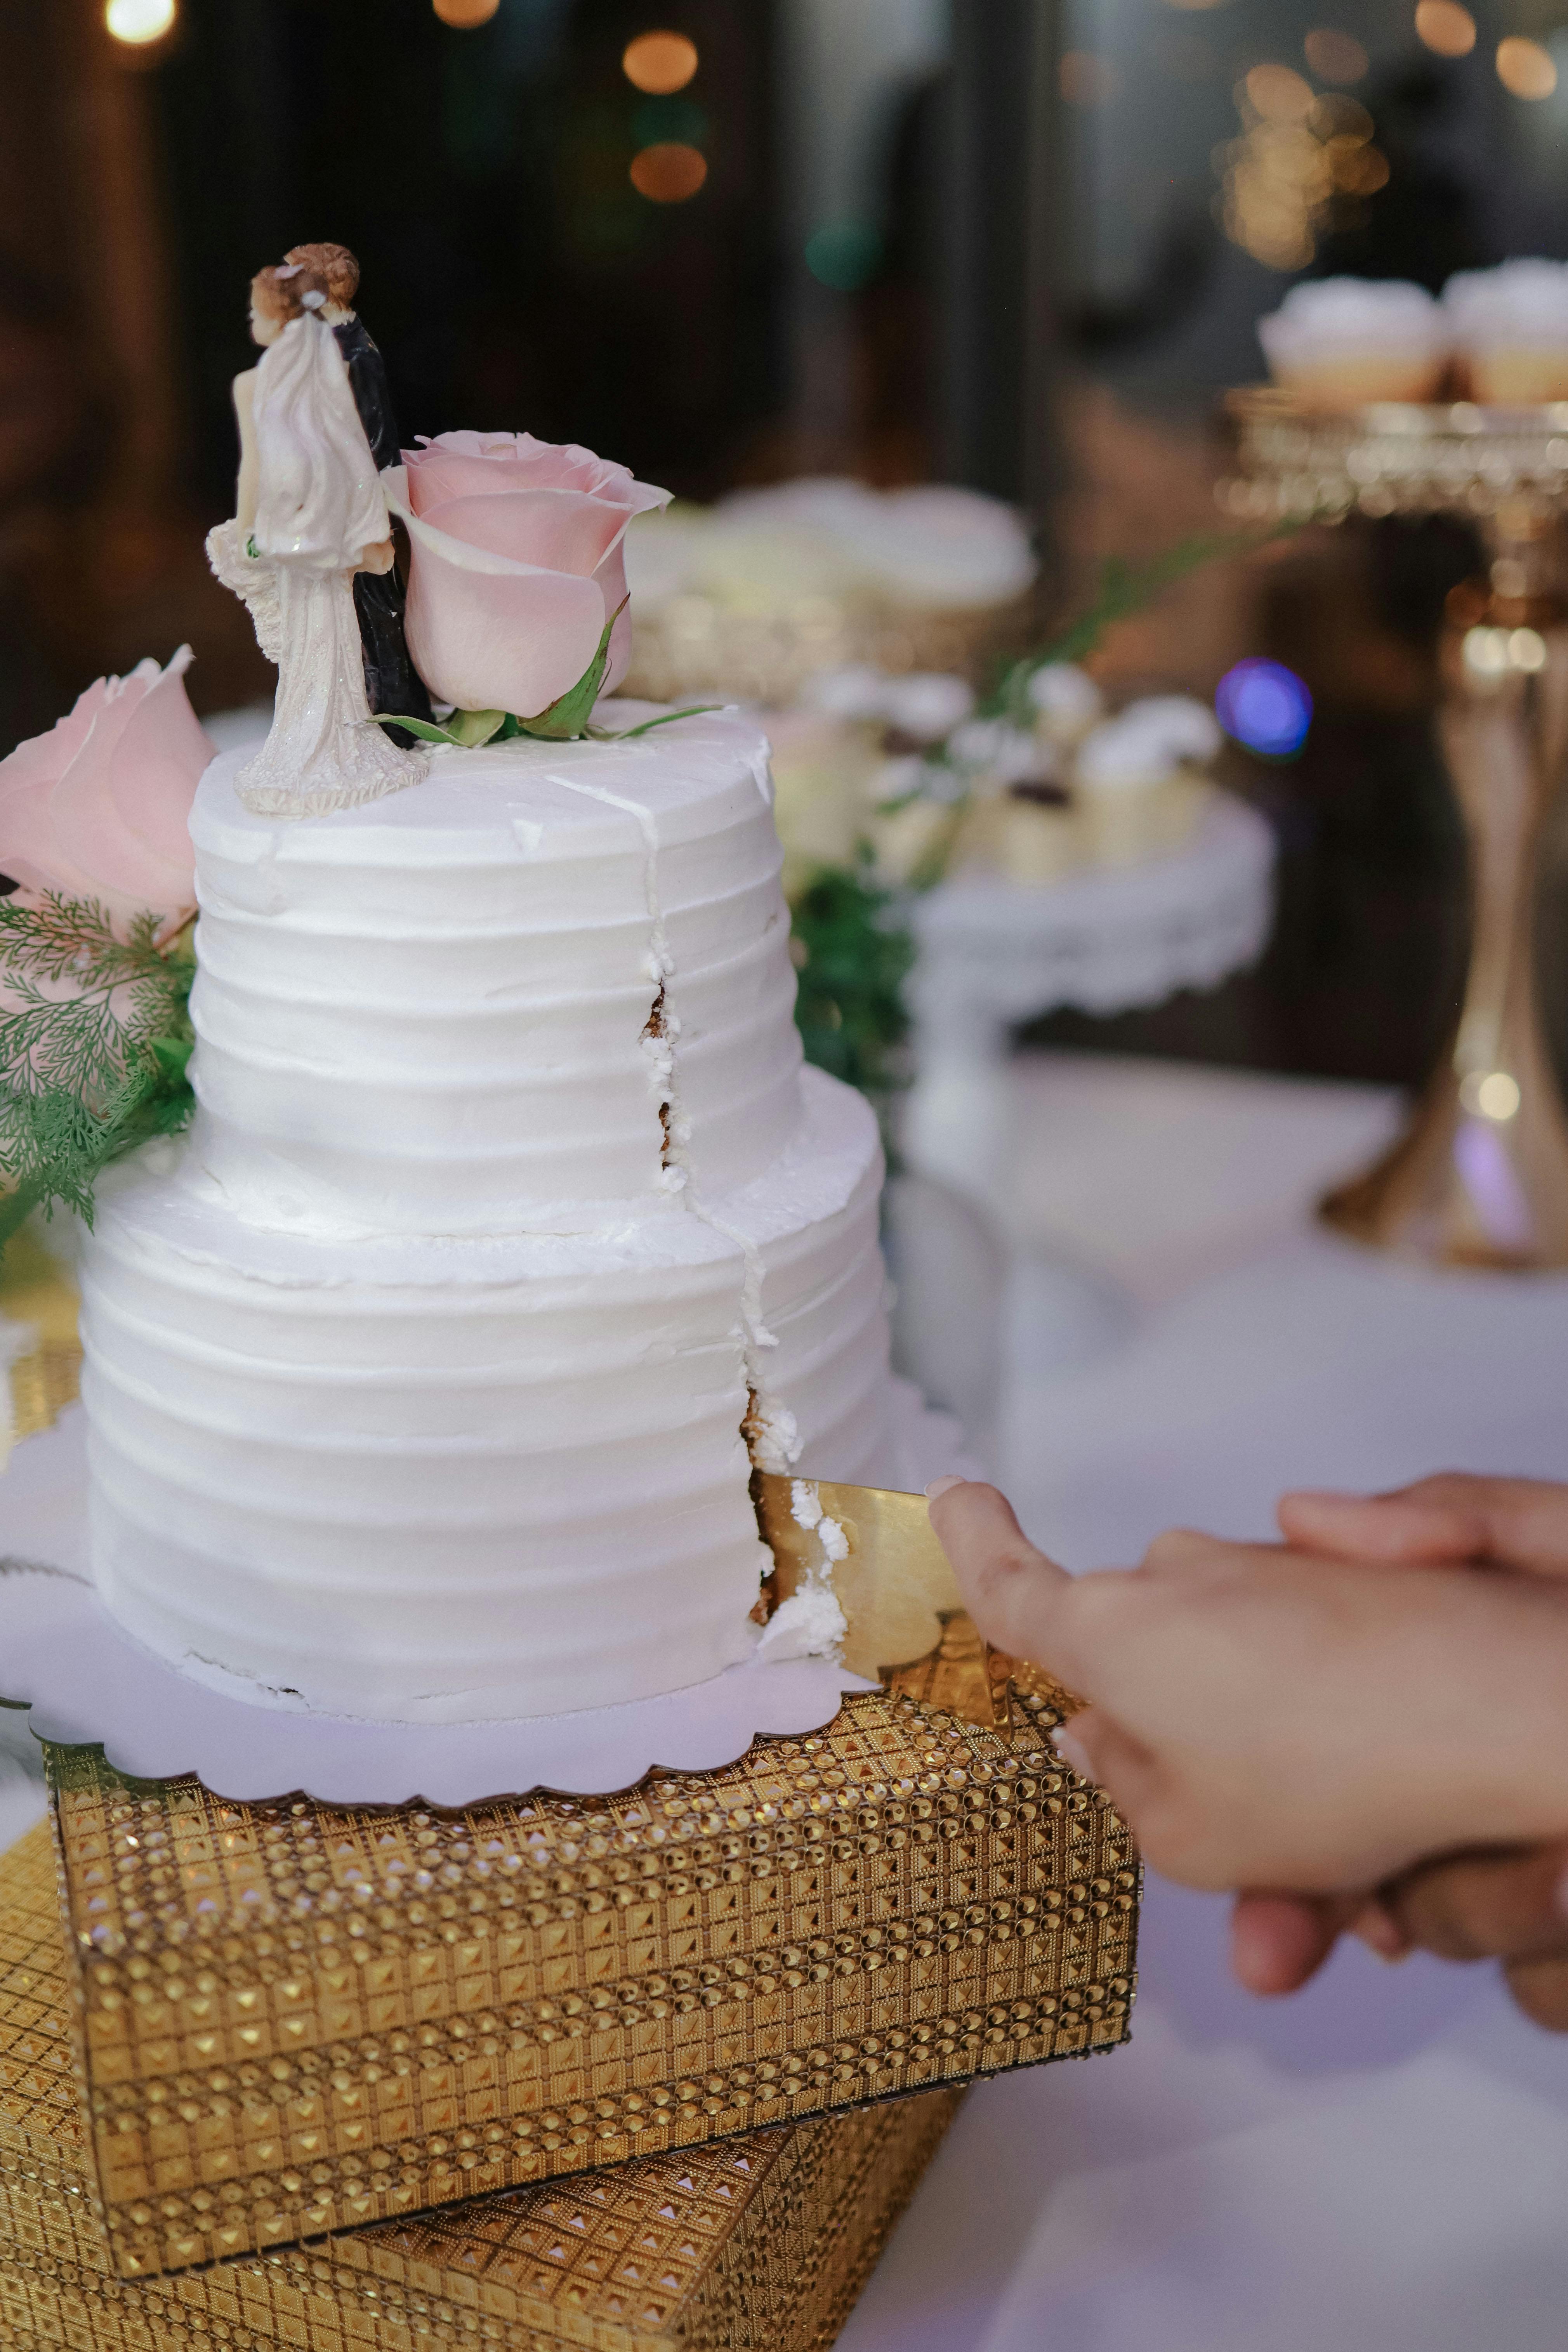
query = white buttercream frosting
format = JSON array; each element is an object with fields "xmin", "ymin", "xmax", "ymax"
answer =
[
  {"xmin": 1443, "ymin": 259, "xmax": 1568, "ymax": 350},
  {"xmin": 1077, "ymin": 696, "xmax": 1220, "ymax": 791},
  {"xmin": 180, "ymin": 716, "xmax": 801, "ymax": 1236},
  {"xmin": 80, "ymin": 706, "xmax": 894, "ymax": 1722},
  {"xmin": 1257, "ymin": 277, "xmax": 1446, "ymax": 370}
]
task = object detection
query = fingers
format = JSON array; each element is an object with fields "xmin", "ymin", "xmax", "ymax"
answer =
[
  {"xmin": 1277, "ymin": 1487, "xmax": 1486, "ymax": 1566},
  {"xmin": 1347, "ymin": 1896, "xmax": 1413, "ymax": 1962},
  {"xmin": 1049, "ymin": 1705, "xmax": 1161, "ymax": 1826},
  {"xmin": 1278, "ymin": 1475, "xmax": 1568, "ymax": 1577},
  {"xmin": 1231, "ymin": 1892, "xmax": 1352, "ymax": 1995},
  {"xmin": 1377, "ymin": 1841, "xmax": 1568, "ymax": 1964},
  {"xmin": 925, "ymin": 1481, "xmax": 1082, "ymax": 1677},
  {"xmin": 1503, "ymin": 1956, "xmax": 1568, "ymax": 2033}
]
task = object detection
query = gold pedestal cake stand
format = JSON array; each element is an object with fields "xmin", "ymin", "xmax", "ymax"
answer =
[{"xmin": 1228, "ymin": 389, "xmax": 1568, "ymax": 1268}]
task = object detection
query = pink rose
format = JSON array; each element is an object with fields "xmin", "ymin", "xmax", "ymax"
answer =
[
  {"xmin": 385, "ymin": 432, "xmax": 670, "ymax": 719},
  {"xmin": 0, "ymin": 647, "xmax": 212, "ymax": 932}
]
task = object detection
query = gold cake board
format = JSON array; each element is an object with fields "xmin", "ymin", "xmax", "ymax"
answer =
[{"xmin": 0, "ymin": 1820, "xmax": 962, "ymax": 2352}]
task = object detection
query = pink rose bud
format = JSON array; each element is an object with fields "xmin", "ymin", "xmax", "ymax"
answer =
[
  {"xmin": 0, "ymin": 647, "xmax": 213, "ymax": 932},
  {"xmin": 386, "ymin": 432, "xmax": 670, "ymax": 720}
]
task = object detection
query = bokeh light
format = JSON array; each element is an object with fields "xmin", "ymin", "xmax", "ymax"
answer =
[
  {"xmin": 623, "ymin": 31, "xmax": 699, "ymax": 94},
  {"xmin": 1216, "ymin": 659, "xmax": 1313, "ymax": 758},
  {"xmin": 432, "ymin": 0, "xmax": 500, "ymax": 24},
  {"xmin": 1497, "ymin": 35, "xmax": 1557, "ymax": 97},
  {"xmin": 804, "ymin": 221, "xmax": 884, "ymax": 290},
  {"xmin": 1304, "ymin": 28, "xmax": 1369, "ymax": 82},
  {"xmin": 1059, "ymin": 52, "xmax": 1121, "ymax": 105},
  {"xmin": 1415, "ymin": 0, "xmax": 1476, "ymax": 58},
  {"xmin": 1245, "ymin": 63, "xmax": 1315, "ymax": 121},
  {"xmin": 629, "ymin": 142, "xmax": 708, "ymax": 202},
  {"xmin": 104, "ymin": 0, "xmax": 176, "ymax": 43}
]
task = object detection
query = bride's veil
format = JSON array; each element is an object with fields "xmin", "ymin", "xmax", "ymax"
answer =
[{"xmin": 252, "ymin": 313, "xmax": 386, "ymax": 570}]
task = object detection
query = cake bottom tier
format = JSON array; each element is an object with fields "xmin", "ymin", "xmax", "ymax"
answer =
[
  {"xmin": 79, "ymin": 1068, "xmax": 892, "ymax": 1722},
  {"xmin": 0, "ymin": 1821, "xmax": 962, "ymax": 2352}
]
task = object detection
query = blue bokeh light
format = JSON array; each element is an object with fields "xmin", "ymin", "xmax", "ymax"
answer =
[{"xmin": 1215, "ymin": 659, "xmax": 1313, "ymax": 759}]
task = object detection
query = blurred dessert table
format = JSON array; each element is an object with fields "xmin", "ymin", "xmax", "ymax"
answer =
[
  {"xmin": 904, "ymin": 799, "xmax": 1276, "ymax": 1203},
  {"xmin": 846, "ymin": 1050, "xmax": 1568, "ymax": 2352}
]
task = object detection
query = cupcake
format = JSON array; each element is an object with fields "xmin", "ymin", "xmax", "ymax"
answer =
[
  {"xmin": 1026, "ymin": 661, "xmax": 1104, "ymax": 752},
  {"xmin": 1443, "ymin": 260, "xmax": 1568, "ymax": 404},
  {"xmin": 946, "ymin": 723, "xmax": 1083, "ymax": 884},
  {"xmin": 1256, "ymin": 277, "xmax": 1449, "ymax": 409},
  {"xmin": 1074, "ymin": 696, "xmax": 1219, "ymax": 868}
]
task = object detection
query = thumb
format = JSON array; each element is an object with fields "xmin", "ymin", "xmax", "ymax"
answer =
[{"xmin": 926, "ymin": 1479, "xmax": 1083, "ymax": 1680}]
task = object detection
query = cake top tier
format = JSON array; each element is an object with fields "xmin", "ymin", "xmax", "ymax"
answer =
[{"xmin": 181, "ymin": 705, "xmax": 806, "ymax": 1239}]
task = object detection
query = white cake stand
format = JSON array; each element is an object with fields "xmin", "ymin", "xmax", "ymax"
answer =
[{"xmin": 903, "ymin": 794, "xmax": 1277, "ymax": 1208}]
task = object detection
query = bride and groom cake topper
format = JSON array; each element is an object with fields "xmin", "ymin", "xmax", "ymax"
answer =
[{"xmin": 207, "ymin": 239, "xmax": 672, "ymax": 819}]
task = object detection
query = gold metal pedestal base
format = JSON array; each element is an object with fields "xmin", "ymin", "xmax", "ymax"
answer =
[
  {"xmin": 1320, "ymin": 603, "xmax": 1568, "ymax": 1267},
  {"xmin": 1227, "ymin": 392, "xmax": 1568, "ymax": 1269}
]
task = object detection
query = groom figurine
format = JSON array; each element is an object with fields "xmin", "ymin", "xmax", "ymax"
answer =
[{"xmin": 282, "ymin": 242, "xmax": 432, "ymax": 741}]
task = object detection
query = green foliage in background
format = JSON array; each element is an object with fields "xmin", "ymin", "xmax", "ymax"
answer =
[
  {"xmin": 0, "ymin": 895, "xmax": 196, "ymax": 1250},
  {"xmin": 789, "ymin": 860, "xmax": 915, "ymax": 1107}
]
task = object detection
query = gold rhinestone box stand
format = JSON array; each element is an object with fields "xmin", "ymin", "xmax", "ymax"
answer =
[
  {"xmin": 0, "ymin": 1822, "xmax": 962, "ymax": 2352},
  {"xmin": 45, "ymin": 1620, "xmax": 1137, "ymax": 2282}
]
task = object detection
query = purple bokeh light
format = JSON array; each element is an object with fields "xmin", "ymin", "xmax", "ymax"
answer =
[{"xmin": 1216, "ymin": 658, "xmax": 1313, "ymax": 759}]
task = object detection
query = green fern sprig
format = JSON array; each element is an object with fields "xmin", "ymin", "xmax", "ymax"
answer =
[{"xmin": 0, "ymin": 892, "xmax": 196, "ymax": 1249}]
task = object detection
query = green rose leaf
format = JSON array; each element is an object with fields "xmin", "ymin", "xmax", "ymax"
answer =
[{"xmin": 515, "ymin": 596, "xmax": 630, "ymax": 741}]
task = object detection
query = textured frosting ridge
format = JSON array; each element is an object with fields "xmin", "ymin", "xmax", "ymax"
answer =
[{"xmin": 80, "ymin": 708, "xmax": 894, "ymax": 1722}]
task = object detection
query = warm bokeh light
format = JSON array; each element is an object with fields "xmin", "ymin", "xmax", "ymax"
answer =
[
  {"xmin": 1414, "ymin": 0, "xmax": 1476, "ymax": 58},
  {"xmin": 104, "ymin": 0, "xmax": 176, "ymax": 44},
  {"xmin": 1245, "ymin": 63, "xmax": 1315, "ymax": 122},
  {"xmin": 623, "ymin": 31, "xmax": 699, "ymax": 94},
  {"xmin": 1059, "ymin": 51, "xmax": 1121, "ymax": 106},
  {"xmin": 1304, "ymin": 28, "xmax": 1369, "ymax": 82},
  {"xmin": 432, "ymin": 0, "xmax": 501, "ymax": 23},
  {"xmin": 1497, "ymin": 35, "xmax": 1557, "ymax": 97},
  {"xmin": 629, "ymin": 142, "xmax": 708, "ymax": 202},
  {"xmin": 1218, "ymin": 69, "xmax": 1380, "ymax": 267},
  {"xmin": 1308, "ymin": 92, "xmax": 1374, "ymax": 140},
  {"xmin": 1332, "ymin": 142, "xmax": 1390, "ymax": 192}
]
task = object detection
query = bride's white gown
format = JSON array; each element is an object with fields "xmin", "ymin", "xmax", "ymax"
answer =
[{"xmin": 208, "ymin": 312, "xmax": 424, "ymax": 818}]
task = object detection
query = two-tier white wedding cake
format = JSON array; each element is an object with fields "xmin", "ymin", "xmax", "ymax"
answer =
[{"xmin": 79, "ymin": 710, "xmax": 895, "ymax": 1722}]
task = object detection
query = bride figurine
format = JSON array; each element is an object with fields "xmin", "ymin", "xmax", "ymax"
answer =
[{"xmin": 206, "ymin": 256, "xmax": 424, "ymax": 818}]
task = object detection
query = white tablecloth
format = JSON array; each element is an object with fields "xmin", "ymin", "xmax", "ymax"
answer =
[{"xmin": 841, "ymin": 1052, "xmax": 1568, "ymax": 2352}]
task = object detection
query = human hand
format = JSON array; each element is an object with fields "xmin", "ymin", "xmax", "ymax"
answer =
[
  {"xmin": 926, "ymin": 1479, "xmax": 1568, "ymax": 1894},
  {"xmin": 1242, "ymin": 1475, "xmax": 1568, "ymax": 2017},
  {"xmin": 1231, "ymin": 1842, "xmax": 1568, "ymax": 2031},
  {"xmin": 1278, "ymin": 1472, "xmax": 1568, "ymax": 1578}
]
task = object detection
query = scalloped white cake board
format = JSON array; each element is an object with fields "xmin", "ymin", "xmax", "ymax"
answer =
[{"xmin": 0, "ymin": 1385, "xmax": 972, "ymax": 1807}]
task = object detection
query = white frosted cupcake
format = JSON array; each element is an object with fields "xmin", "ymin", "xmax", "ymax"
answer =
[
  {"xmin": 1075, "ymin": 697, "xmax": 1219, "ymax": 868},
  {"xmin": 1443, "ymin": 260, "xmax": 1568, "ymax": 404},
  {"xmin": 1026, "ymin": 661, "xmax": 1104, "ymax": 751},
  {"xmin": 1257, "ymin": 277, "xmax": 1449, "ymax": 409}
]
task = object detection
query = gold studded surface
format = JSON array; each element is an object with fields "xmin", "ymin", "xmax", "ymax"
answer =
[
  {"xmin": 0, "ymin": 1820, "xmax": 962, "ymax": 2352},
  {"xmin": 45, "ymin": 1617, "xmax": 1139, "ymax": 2280}
]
